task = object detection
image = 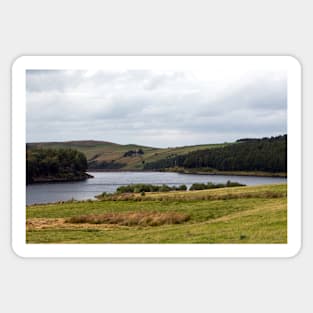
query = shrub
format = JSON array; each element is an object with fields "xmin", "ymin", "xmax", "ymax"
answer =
[
  {"xmin": 189, "ymin": 183, "xmax": 207, "ymax": 190},
  {"xmin": 159, "ymin": 184, "xmax": 172, "ymax": 192},
  {"xmin": 175, "ymin": 184, "xmax": 187, "ymax": 191},
  {"xmin": 115, "ymin": 183, "xmax": 184, "ymax": 194},
  {"xmin": 99, "ymin": 181, "xmax": 245, "ymax": 199},
  {"xmin": 190, "ymin": 181, "xmax": 245, "ymax": 191},
  {"xmin": 226, "ymin": 180, "xmax": 245, "ymax": 187}
]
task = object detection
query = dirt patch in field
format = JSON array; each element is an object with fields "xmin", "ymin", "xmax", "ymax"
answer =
[
  {"xmin": 26, "ymin": 218, "xmax": 119, "ymax": 231},
  {"xmin": 27, "ymin": 218, "xmax": 64, "ymax": 230}
]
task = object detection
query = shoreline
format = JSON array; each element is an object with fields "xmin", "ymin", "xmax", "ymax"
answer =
[
  {"xmin": 27, "ymin": 182, "xmax": 287, "ymax": 207},
  {"xmin": 28, "ymin": 172, "xmax": 94, "ymax": 185},
  {"xmin": 166, "ymin": 170, "xmax": 287, "ymax": 178},
  {"xmin": 87, "ymin": 168, "xmax": 287, "ymax": 178}
]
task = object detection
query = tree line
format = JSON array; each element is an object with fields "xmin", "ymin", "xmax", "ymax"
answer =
[
  {"xmin": 26, "ymin": 148, "xmax": 88, "ymax": 184},
  {"xmin": 144, "ymin": 135, "xmax": 287, "ymax": 173},
  {"xmin": 123, "ymin": 149, "xmax": 144, "ymax": 157}
]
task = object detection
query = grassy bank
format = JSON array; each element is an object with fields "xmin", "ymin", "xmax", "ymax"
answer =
[
  {"xmin": 26, "ymin": 184, "xmax": 287, "ymax": 244},
  {"xmin": 160, "ymin": 167, "xmax": 287, "ymax": 177},
  {"xmin": 88, "ymin": 168, "xmax": 287, "ymax": 177}
]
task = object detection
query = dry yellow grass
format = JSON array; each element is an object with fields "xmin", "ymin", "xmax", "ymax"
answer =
[
  {"xmin": 65, "ymin": 211, "xmax": 190, "ymax": 226},
  {"xmin": 27, "ymin": 218, "xmax": 119, "ymax": 231}
]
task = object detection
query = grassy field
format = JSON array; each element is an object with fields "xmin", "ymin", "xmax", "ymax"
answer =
[{"xmin": 26, "ymin": 184, "xmax": 287, "ymax": 244}]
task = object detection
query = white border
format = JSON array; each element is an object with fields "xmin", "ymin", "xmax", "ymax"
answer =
[{"xmin": 12, "ymin": 56, "xmax": 302, "ymax": 258}]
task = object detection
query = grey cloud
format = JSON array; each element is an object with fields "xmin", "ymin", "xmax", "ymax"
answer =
[
  {"xmin": 143, "ymin": 72, "xmax": 187, "ymax": 90},
  {"xmin": 26, "ymin": 70, "xmax": 86, "ymax": 92},
  {"xmin": 26, "ymin": 69, "xmax": 287, "ymax": 147}
]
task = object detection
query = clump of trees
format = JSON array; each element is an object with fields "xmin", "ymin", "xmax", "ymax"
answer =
[
  {"xmin": 116, "ymin": 183, "xmax": 187, "ymax": 194},
  {"xmin": 26, "ymin": 148, "xmax": 89, "ymax": 184},
  {"xmin": 144, "ymin": 135, "xmax": 287, "ymax": 173},
  {"xmin": 123, "ymin": 149, "xmax": 144, "ymax": 157},
  {"xmin": 189, "ymin": 181, "xmax": 245, "ymax": 191}
]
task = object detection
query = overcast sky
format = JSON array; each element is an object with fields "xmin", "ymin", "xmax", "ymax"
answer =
[{"xmin": 26, "ymin": 67, "xmax": 287, "ymax": 148}]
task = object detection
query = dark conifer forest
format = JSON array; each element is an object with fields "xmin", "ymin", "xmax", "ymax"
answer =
[
  {"xmin": 26, "ymin": 148, "xmax": 89, "ymax": 184},
  {"xmin": 144, "ymin": 135, "xmax": 287, "ymax": 173}
]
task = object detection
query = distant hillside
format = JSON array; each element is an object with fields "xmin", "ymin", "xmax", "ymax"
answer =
[
  {"xmin": 144, "ymin": 135, "xmax": 287, "ymax": 174},
  {"xmin": 27, "ymin": 140, "xmax": 230, "ymax": 171},
  {"xmin": 27, "ymin": 136, "xmax": 287, "ymax": 175}
]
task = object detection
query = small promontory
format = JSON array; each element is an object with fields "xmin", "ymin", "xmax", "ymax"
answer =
[{"xmin": 26, "ymin": 147, "xmax": 92, "ymax": 184}]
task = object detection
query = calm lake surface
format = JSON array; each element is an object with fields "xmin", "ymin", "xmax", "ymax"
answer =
[{"xmin": 26, "ymin": 171, "xmax": 287, "ymax": 205}]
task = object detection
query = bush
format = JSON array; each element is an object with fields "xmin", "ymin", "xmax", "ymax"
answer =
[
  {"xmin": 177, "ymin": 184, "xmax": 187, "ymax": 191},
  {"xmin": 190, "ymin": 181, "xmax": 245, "ymax": 191},
  {"xmin": 226, "ymin": 180, "xmax": 244, "ymax": 187},
  {"xmin": 189, "ymin": 183, "xmax": 207, "ymax": 191},
  {"xmin": 159, "ymin": 184, "xmax": 172, "ymax": 192},
  {"xmin": 100, "ymin": 181, "xmax": 245, "ymax": 198},
  {"xmin": 115, "ymin": 183, "xmax": 184, "ymax": 194}
]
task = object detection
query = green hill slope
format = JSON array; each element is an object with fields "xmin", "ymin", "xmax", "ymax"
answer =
[{"xmin": 27, "ymin": 140, "xmax": 229, "ymax": 170}]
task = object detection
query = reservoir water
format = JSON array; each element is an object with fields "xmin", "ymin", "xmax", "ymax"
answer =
[{"xmin": 26, "ymin": 171, "xmax": 287, "ymax": 205}]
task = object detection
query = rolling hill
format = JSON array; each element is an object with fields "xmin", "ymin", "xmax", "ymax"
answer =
[
  {"xmin": 27, "ymin": 135, "xmax": 287, "ymax": 175},
  {"xmin": 26, "ymin": 140, "xmax": 229, "ymax": 171}
]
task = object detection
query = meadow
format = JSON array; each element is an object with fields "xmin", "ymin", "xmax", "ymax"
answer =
[{"xmin": 26, "ymin": 183, "xmax": 287, "ymax": 244}]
